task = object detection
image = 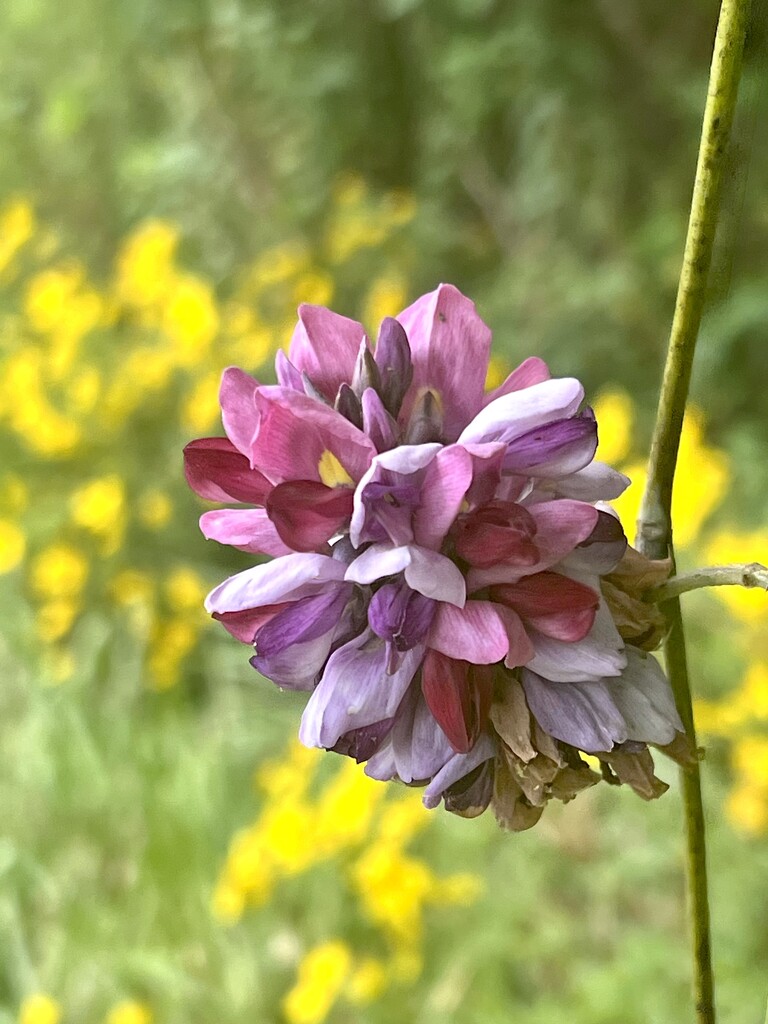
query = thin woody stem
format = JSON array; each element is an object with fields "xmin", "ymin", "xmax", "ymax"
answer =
[
  {"xmin": 647, "ymin": 562, "xmax": 768, "ymax": 604},
  {"xmin": 634, "ymin": 3, "xmax": 752, "ymax": 1023}
]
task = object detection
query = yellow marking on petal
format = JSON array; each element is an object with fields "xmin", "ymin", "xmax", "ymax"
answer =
[{"xmin": 318, "ymin": 450, "xmax": 353, "ymax": 489}]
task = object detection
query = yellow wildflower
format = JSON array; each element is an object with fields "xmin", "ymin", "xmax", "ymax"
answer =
[
  {"xmin": 613, "ymin": 407, "xmax": 729, "ymax": 548},
  {"xmin": 115, "ymin": 220, "xmax": 178, "ymax": 308},
  {"xmin": 385, "ymin": 189, "xmax": 417, "ymax": 226},
  {"xmin": 346, "ymin": 957, "xmax": 388, "ymax": 1005},
  {"xmin": 258, "ymin": 803, "xmax": 318, "ymax": 875},
  {"xmin": 18, "ymin": 994, "xmax": 61, "ymax": 1024},
  {"xmin": 733, "ymin": 736, "xmax": 768, "ymax": 788},
  {"xmin": 704, "ymin": 528, "xmax": 768, "ymax": 624},
  {"xmin": 726, "ymin": 785, "xmax": 768, "ymax": 835},
  {"xmin": 163, "ymin": 274, "xmax": 219, "ymax": 362},
  {"xmin": 147, "ymin": 618, "xmax": 197, "ymax": 690},
  {"xmin": 314, "ymin": 761, "xmax": 384, "ymax": 854},
  {"xmin": 24, "ymin": 263, "xmax": 83, "ymax": 333},
  {"xmin": 255, "ymin": 740, "xmax": 320, "ymax": 802},
  {"xmin": 65, "ymin": 366, "xmax": 101, "ymax": 415},
  {"xmin": 70, "ymin": 475, "xmax": 125, "ymax": 538},
  {"xmin": 181, "ymin": 371, "xmax": 222, "ymax": 434},
  {"xmin": 44, "ymin": 647, "xmax": 77, "ymax": 686},
  {"xmin": 164, "ymin": 566, "xmax": 208, "ymax": 613},
  {"xmin": 293, "ymin": 270, "xmax": 334, "ymax": 308},
  {"xmin": 223, "ymin": 827, "xmax": 273, "ymax": 900},
  {"xmin": 137, "ymin": 491, "xmax": 172, "ymax": 531},
  {"xmin": 693, "ymin": 697, "xmax": 745, "ymax": 737},
  {"xmin": 0, "ymin": 198, "xmax": 35, "ymax": 274},
  {"xmin": 282, "ymin": 941, "xmax": 352, "ymax": 1024},
  {"xmin": 333, "ymin": 173, "xmax": 368, "ymax": 207},
  {"xmin": 248, "ymin": 242, "xmax": 309, "ymax": 290},
  {"xmin": 211, "ymin": 876, "xmax": 247, "ymax": 923},
  {"xmin": 593, "ymin": 388, "xmax": 633, "ymax": 465},
  {"xmin": 110, "ymin": 569, "xmax": 155, "ymax": 607},
  {"xmin": 432, "ymin": 872, "xmax": 484, "ymax": 905},
  {"xmin": 363, "ymin": 274, "xmax": 408, "ymax": 329},
  {"xmin": 737, "ymin": 664, "xmax": 768, "ymax": 720},
  {"xmin": 0, "ymin": 473, "xmax": 29, "ymax": 515},
  {"xmin": 105, "ymin": 1000, "xmax": 153, "ymax": 1024},
  {"xmin": 0, "ymin": 518, "xmax": 25, "ymax": 574},
  {"xmin": 36, "ymin": 599, "xmax": 79, "ymax": 643},
  {"xmin": 31, "ymin": 543, "xmax": 89, "ymax": 599},
  {"xmin": 352, "ymin": 844, "xmax": 435, "ymax": 943}
]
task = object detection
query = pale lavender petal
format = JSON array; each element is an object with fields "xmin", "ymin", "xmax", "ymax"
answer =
[
  {"xmin": 413, "ymin": 445, "xmax": 473, "ymax": 550},
  {"xmin": 522, "ymin": 670, "xmax": 628, "ymax": 752},
  {"xmin": 199, "ymin": 508, "xmax": 293, "ymax": 556},
  {"xmin": 403, "ymin": 546, "xmax": 466, "ymax": 607},
  {"xmin": 608, "ymin": 647, "xmax": 683, "ymax": 744},
  {"xmin": 560, "ymin": 509, "xmax": 627, "ymax": 575},
  {"xmin": 422, "ymin": 732, "xmax": 496, "ymax": 809},
  {"xmin": 298, "ymin": 631, "xmax": 423, "ymax": 748},
  {"xmin": 250, "ymin": 629, "xmax": 337, "ymax": 691},
  {"xmin": 428, "ymin": 600, "xmax": 509, "ymax": 664},
  {"xmin": 361, "ymin": 387, "xmax": 398, "ymax": 452},
  {"xmin": 458, "ymin": 378, "xmax": 584, "ymax": 446},
  {"xmin": 547, "ymin": 461, "xmax": 631, "ymax": 502},
  {"xmin": 219, "ymin": 367, "xmax": 260, "ymax": 457},
  {"xmin": 397, "ymin": 284, "xmax": 492, "ymax": 441},
  {"xmin": 483, "ymin": 356, "xmax": 551, "ymax": 405},
  {"xmin": 289, "ymin": 304, "xmax": 367, "ymax": 401},
  {"xmin": 392, "ymin": 687, "xmax": 456, "ymax": 783},
  {"xmin": 205, "ymin": 552, "xmax": 346, "ymax": 614},
  {"xmin": 525, "ymin": 600, "xmax": 626, "ymax": 683},
  {"xmin": 502, "ymin": 412, "xmax": 598, "ymax": 478},
  {"xmin": 345, "ymin": 543, "xmax": 413, "ymax": 584}
]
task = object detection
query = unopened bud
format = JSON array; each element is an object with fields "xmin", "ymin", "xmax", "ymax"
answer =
[
  {"xmin": 404, "ymin": 388, "xmax": 443, "ymax": 444},
  {"xmin": 375, "ymin": 317, "xmax": 413, "ymax": 417}
]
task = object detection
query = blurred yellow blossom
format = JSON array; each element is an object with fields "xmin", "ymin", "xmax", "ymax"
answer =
[
  {"xmin": 345, "ymin": 957, "xmax": 388, "ymax": 1006},
  {"xmin": 352, "ymin": 844, "xmax": 435, "ymax": 943},
  {"xmin": 164, "ymin": 566, "xmax": 208, "ymax": 612},
  {"xmin": 0, "ymin": 473, "xmax": 29, "ymax": 515},
  {"xmin": 726, "ymin": 785, "xmax": 768, "ymax": 835},
  {"xmin": 733, "ymin": 736, "xmax": 768, "ymax": 788},
  {"xmin": 0, "ymin": 198, "xmax": 35, "ymax": 275},
  {"xmin": 110, "ymin": 569, "xmax": 155, "ymax": 607},
  {"xmin": 613, "ymin": 407, "xmax": 729, "ymax": 547},
  {"xmin": 24, "ymin": 263, "xmax": 83, "ymax": 333},
  {"xmin": 181, "ymin": 371, "xmax": 222, "ymax": 433},
  {"xmin": 115, "ymin": 220, "xmax": 179, "ymax": 308},
  {"xmin": 43, "ymin": 647, "xmax": 77, "ymax": 686},
  {"xmin": 163, "ymin": 275, "xmax": 219, "ymax": 362},
  {"xmin": 71, "ymin": 475, "xmax": 125, "ymax": 541},
  {"xmin": 105, "ymin": 1000, "xmax": 153, "ymax": 1024},
  {"xmin": 333, "ymin": 173, "xmax": 368, "ymax": 207},
  {"xmin": 704, "ymin": 528, "xmax": 768, "ymax": 624},
  {"xmin": 147, "ymin": 618, "xmax": 198, "ymax": 690},
  {"xmin": 18, "ymin": 994, "xmax": 61, "ymax": 1024},
  {"xmin": 593, "ymin": 388, "xmax": 633, "ymax": 465},
  {"xmin": 36, "ymin": 599, "xmax": 80, "ymax": 643},
  {"xmin": 293, "ymin": 270, "xmax": 334, "ymax": 308},
  {"xmin": 248, "ymin": 242, "xmax": 309, "ymax": 290},
  {"xmin": 31, "ymin": 543, "xmax": 89, "ymax": 599},
  {"xmin": 282, "ymin": 940, "xmax": 352, "ymax": 1024},
  {"xmin": 0, "ymin": 518, "xmax": 25, "ymax": 573},
  {"xmin": 137, "ymin": 491, "xmax": 173, "ymax": 531},
  {"xmin": 362, "ymin": 274, "xmax": 408, "ymax": 328}
]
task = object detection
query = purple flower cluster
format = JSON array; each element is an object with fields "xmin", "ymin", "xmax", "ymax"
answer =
[{"xmin": 185, "ymin": 284, "xmax": 688, "ymax": 828}]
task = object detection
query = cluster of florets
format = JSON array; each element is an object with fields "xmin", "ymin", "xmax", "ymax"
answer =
[{"xmin": 184, "ymin": 284, "xmax": 688, "ymax": 829}]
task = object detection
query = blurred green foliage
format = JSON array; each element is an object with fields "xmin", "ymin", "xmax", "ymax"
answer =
[{"xmin": 1, "ymin": 2, "xmax": 768, "ymax": 1023}]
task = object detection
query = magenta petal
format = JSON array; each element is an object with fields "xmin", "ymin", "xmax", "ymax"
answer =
[
  {"xmin": 205, "ymin": 552, "xmax": 346, "ymax": 614},
  {"xmin": 397, "ymin": 284, "xmax": 492, "ymax": 441},
  {"xmin": 275, "ymin": 349, "xmax": 304, "ymax": 392},
  {"xmin": 298, "ymin": 631, "xmax": 423, "ymax": 748},
  {"xmin": 421, "ymin": 651, "xmax": 492, "ymax": 753},
  {"xmin": 251, "ymin": 386, "xmax": 377, "ymax": 485},
  {"xmin": 266, "ymin": 480, "xmax": 354, "ymax": 552},
  {"xmin": 428, "ymin": 600, "xmax": 509, "ymax": 664},
  {"xmin": 200, "ymin": 508, "xmax": 293, "ymax": 556},
  {"xmin": 496, "ymin": 606, "xmax": 536, "ymax": 668},
  {"xmin": 219, "ymin": 367, "xmax": 260, "ymax": 457},
  {"xmin": 183, "ymin": 437, "xmax": 272, "ymax": 504},
  {"xmin": 213, "ymin": 604, "xmax": 284, "ymax": 643},
  {"xmin": 255, "ymin": 585, "xmax": 352, "ymax": 657},
  {"xmin": 522, "ymin": 670, "xmax": 628, "ymax": 752},
  {"xmin": 483, "ymin": 356, "xmax": 551, "ymax": 405},
  {"xmin": 289, "ymin": 304, "xmax": 367, "ymax": 401},
  {"xmin": 413, "ymin": 445, "xmax": 473, "ymax": 551}
]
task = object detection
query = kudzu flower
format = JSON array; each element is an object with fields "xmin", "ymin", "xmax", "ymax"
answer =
[{"xmin": 185, "ymin": 284, "xmax": 690, "ymax": 829}]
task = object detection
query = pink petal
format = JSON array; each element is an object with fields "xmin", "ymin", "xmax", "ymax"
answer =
[
  {"xmin": 289, "ymin": 304, "xmax": 367, "ymax": 401},
  {"xmin": 397, "ymin": 284, "xmax": 492, "ymax": 441},
  {"xmin": 404, "ymin": 546, "xmax": 466, "ymax": 607},
  {"xmin": 251, "ymin": 386, "xmax": 377, "ymax": 485},
  {"xmin": 219, "ymin": 367, "xmax": 260, "ymax": 457},
  {"xmin": 428, "ymin": 599, "xmax": 509, "ymax": 664},
  {"xmin": 496, "ymin": 606, "xmax": 536, "ymax": 668},
  {"xmin": 213, "ymin": 604, "xmax": 284, "ymax": 643},
  {"xmin": 200, "ymin": 508, "xmax": 293, "ymax": 555},
  {"xmin": 413, "ymin": 445, "xmax": 473, "ymax": 550},
  {"xmin": 483, "ymin": 356, "xmax": 551, "ymax": 405}
]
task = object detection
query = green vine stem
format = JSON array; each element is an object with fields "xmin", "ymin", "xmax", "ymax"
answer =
[
  {"xmin": 634, "ymin": 3, "xmax": 752, "ymax": 1023},
  {"xmin": 647, "ymin": 562, "xmax": 768, "ymax": 604}
]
